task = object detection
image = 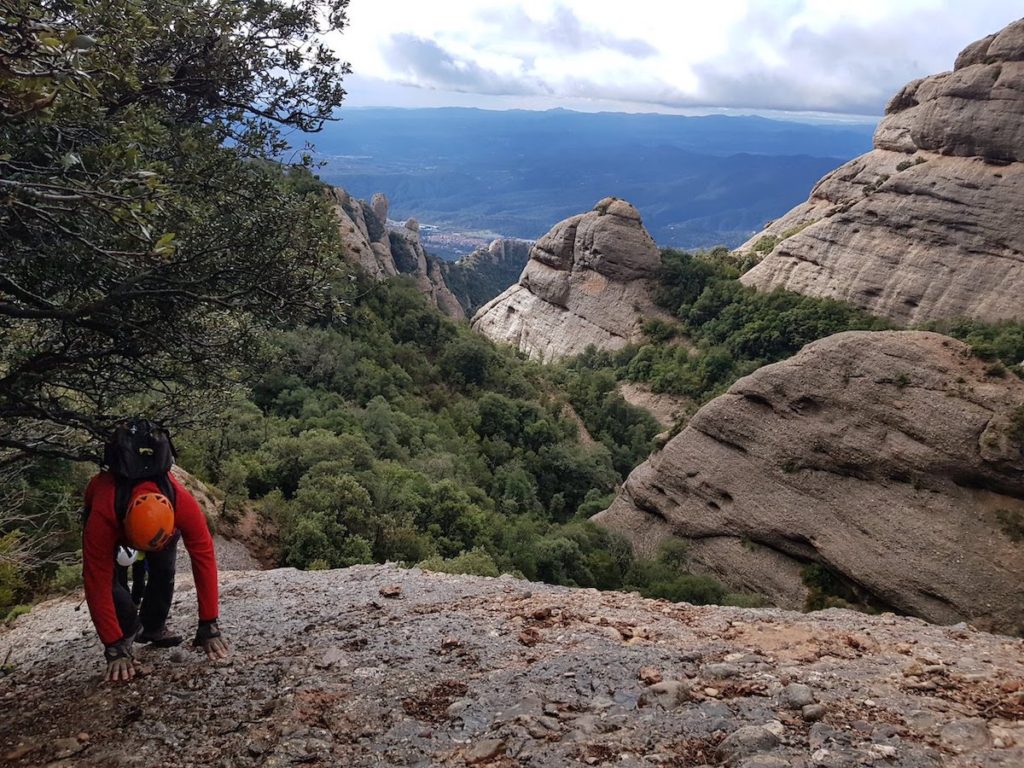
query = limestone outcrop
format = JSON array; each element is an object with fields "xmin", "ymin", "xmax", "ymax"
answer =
[
  {"xmin": 3, "ymin": 565, "xmax": 1023, "ymax": 766},
  {"xmin": 740, "ymin": 19, "xmax": 1024, "ymax": 326},
  {"xmin": 595, "ymin": 331, "xmax": 1024, "ymax": 635},
  {"xmin": 328, "ymin": 187, "xmax": 464, "ymax": 319},
  {"xmin": 472, "ymin": 198, "xmax": 664, "ymax": 362}
]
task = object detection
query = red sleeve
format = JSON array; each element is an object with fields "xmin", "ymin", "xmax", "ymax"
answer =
[
  {"xmin": 171, "ymin": 476, "xmax": 219, "ymax": 623},
  {"xmin": 82, "ymin": 473, "xmax": 124, "ymax": 646}
]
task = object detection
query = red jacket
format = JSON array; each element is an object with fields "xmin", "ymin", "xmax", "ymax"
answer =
[{"xmin": 83, "ymin": 471, "xmax": 219, "ymax": 645}]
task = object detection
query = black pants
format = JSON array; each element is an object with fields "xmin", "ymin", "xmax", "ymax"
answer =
[
  {"xmin": 115, "ymin": 559, "xmax": 148, "ymax": 604},
  {"xmin": 112, "ymin": 533, "xmax": 179, "ymax": 637}
]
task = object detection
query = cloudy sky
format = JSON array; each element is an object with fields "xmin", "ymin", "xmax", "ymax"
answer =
[{"xmin": 331, "ymin": 0, "xmax": 1020, "ymax": 118}]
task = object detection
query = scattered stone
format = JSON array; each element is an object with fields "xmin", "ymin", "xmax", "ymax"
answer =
[
  {"xmin": 2, "ymin": 563, "xmax": 1023, "ymax": 768},
  {"xmin": 705, "ymin": 663, "xmax": 742, "ymax": 679},
  {"xmin": 802, "ymin": 704, "xmax": 828, "ymax": 722},
  {"xmin": 870, "ymin": 744, "xmax": 899, "ymax": 759},
  {"xmin": 641, "ymin": 680, "xmax": 689, "ymax": 709},
  {"xmin": 939, "ymin": 718, "xmax": 991, "ymax": 752},
  {"xmin": 52, "ymin": 738, "xmax": 86, "ymax": 759},
  {"xmin": 718, "ymin": 726, "xmax": 781, "ymax": 763},
  {"xmin": 518, "ymin": 628, "xmax": 542, "ymax": 647},
  {"xmin": 737, "ymin": 757, "xmax": 792, "ymax": 768},
  {"xmin": 464, "ymin": 738, "xmax": 506, "ymax": 764},
  {"xmin": 638, "ymin": 666, "xmax": 663, "ymax": 685},
  {"xmin": 783, "ymin": 683, "xmax": 816, "ymax": 709},
  {"xmin": 317, "ymin": 647, "xmax": 347, "ymax": 669}
]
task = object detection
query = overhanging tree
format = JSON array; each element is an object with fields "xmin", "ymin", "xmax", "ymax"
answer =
[{"xmin": 0, "ymin": 0, "xmax": 352, "ymax": 461}]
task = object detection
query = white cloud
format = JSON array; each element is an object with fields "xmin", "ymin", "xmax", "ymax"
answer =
[{"xmin": 333, "ymin": 0, "xmax": 1022, "ymax": 114}]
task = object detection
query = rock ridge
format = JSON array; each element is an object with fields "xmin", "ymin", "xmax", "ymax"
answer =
[{"xmin": 740, "ymin": 19, "xmax": 1024, "ymax": 326}]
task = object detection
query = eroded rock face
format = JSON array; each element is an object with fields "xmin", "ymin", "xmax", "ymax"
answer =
[
  {"xmin": 2, "ymin": 565, "xmax": 1022, "ymax": 767},
  {"xmin": 327, "ymin": 187, "xmax": 398, "ymax": 280},
  {"xmin": 740, "ymin": 19, "xmax": 1024, "ymax": 326},
  {"xmin": 595, "ymin": 331, "xmax": 1024, "ymax": 635},
  {"xmin": 328, "ymin": 187, "xmax": 464, "ymax": 319},
  {"xmin": 388, "ymin": 222, "xmax": 466, "ymax": 321},
  {"xmin": 472, "ymin": 198, "xmax": 662, "ymax": 362}
]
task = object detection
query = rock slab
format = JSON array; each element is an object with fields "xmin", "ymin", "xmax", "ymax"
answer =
[
  {"xmin": 596, "ymin": 331, "xmax": 1024, "ymax": 635},
  {"xmin": 2, "ymin": 565, "xmax": 1023, "ymax": 767}
]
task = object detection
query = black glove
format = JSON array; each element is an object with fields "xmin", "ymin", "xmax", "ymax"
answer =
[
  {"xmin": 193, "ymin": 619, "xmax": 229, "ymax": 660},
  {"xmin": 104, "ymin": 636, "xmax": 135, "ymax": 682}
]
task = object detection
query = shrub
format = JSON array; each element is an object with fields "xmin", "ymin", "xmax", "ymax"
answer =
[
  {"xmin": 4, "ymin": 605, "xmax": 31, "ymax": 623},
  {"xmin": 418, "ymin": 548, "xmax": 501, "ymax": 578},
  {"xmin": 752, "ymin": 235, "xmax": 779, "ymax": 255},
  {"xmin": 51, "ymin": 563, "xmax": 82, "ymax": 593}
]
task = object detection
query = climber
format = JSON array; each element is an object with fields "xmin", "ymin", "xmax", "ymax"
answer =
[{"xmin": 82, "ymin": 419, "xmax": 229, "ymax": 682}]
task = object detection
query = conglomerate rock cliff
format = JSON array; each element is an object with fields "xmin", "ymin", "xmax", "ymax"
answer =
[
  {"xmin": 2, "ymin": 565, "xmax": 1023, "ymax": 767},
  {"xmin": 328, "ymin": 188, "xmax": 465, "ymax": 320},
  {"xmin": 595, "ymin": 331, "xmax": 1024, "ymax": 636},
  {"xmin": 442, "ymin": 238, "xmax": 534, "ymax": 316},
  {"xmin": 472, "ymin": 198, "xmax": 665, "ymax": 362},
  {"xmin": 739, "ymin": 19, "xmax": 1024, "ymax": 326}
]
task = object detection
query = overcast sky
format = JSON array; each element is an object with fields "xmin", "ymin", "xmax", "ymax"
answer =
[{"xmin": 330, "ymin": 1, "xmax": 1021, "ymax": 118}]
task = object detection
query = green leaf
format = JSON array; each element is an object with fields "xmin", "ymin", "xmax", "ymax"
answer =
[{"xmin": 155, "ymin": 232, "xmax": 176, "ymax": 249}]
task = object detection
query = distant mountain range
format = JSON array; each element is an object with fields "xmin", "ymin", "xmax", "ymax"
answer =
[{"xmin": 310, "ymin": 107, "xmax": 876, "ymax": 253}]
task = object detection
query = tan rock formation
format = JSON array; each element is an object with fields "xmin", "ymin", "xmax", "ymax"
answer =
[
  {"xmin": 328, "ymin": 187, "xmax": 464, "ymax": 319},
  {"xmin": 595, "ymin": 331, "xmax": 1024, "ymax": 634},
  {"xmin": 388, "ymin": 222, "xmax": 466, "ymax": 321},
  {"xmin": 327, "ymin": 187, "xmax": 397, "ymax": 280},
  {"xmin": 370, "ymin": 192, "xmax": 389, "ymax": 224},
  {"xmin": 740, "ymin": 19, "xmax": 1024, "ymax": 326},
  {"xmin": 472, "ymin": 198, "xmax": 663, "ymax": 362}
]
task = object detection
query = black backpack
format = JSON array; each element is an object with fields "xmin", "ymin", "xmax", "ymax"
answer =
[{"xmin": 101, "ymin": 419, "xmax": 178, "ymax": 523}]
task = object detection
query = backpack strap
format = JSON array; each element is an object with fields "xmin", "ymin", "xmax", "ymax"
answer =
[
  {"xmin": 155, "ymin": 472, "xmax": 177, "ymax": 512},
  {"xmin": 114, "ymin": 476, "xmax": 136, "ymax": 523}
]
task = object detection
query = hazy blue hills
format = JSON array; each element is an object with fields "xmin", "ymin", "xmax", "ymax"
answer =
[{"xmin": 311, "ymin": 108, "xmax": 875, "ymax": 252}]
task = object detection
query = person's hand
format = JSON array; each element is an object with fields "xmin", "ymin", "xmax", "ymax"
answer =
[
  {"xmin": 104, "ymin": 638, "xmax": 135, "ymax": 682},
  {"xmin": 193, "ymin": 619, "xmax": 229, "ymax": 660}
]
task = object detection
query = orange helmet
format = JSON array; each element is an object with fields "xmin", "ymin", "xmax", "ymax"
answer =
[{"xmin": 124, "ymin": 492, "xmax": 175, "ymax": 551}]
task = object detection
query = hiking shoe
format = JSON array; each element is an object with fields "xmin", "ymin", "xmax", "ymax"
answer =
[{"xmin": 136, "ymin": 626, "xmax": 184, "ymax": 648}]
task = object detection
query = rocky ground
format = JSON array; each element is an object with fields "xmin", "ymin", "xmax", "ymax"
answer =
[{"xmin": 2, "ymin": 565, "xmax": 1022, "ymax": 767}]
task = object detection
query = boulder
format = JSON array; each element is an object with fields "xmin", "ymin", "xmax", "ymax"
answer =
[
  {"xmin": 472, "ymin": 198, "xmax": 664, "ymax": 362},
  {"xmin": 595, "ymin": 331, "xmax": 1024, "ymax": 634},
  {"xmin": 740, "ymin": 19, "xmax": 1024, "ymax": 326}
]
